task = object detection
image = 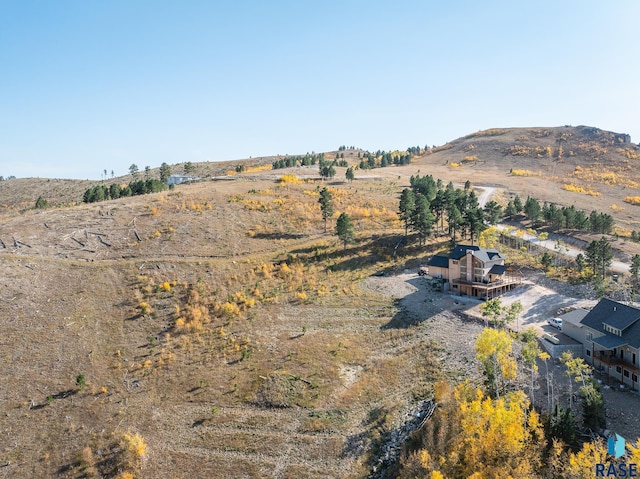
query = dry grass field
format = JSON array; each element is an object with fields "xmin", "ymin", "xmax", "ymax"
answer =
[{"xmin": 1, "ymin": 125, "xmax": 639, "ymax": 478}]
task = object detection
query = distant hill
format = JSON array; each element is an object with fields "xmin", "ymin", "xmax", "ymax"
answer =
[{"xmin": 2, "ymin": 125, "xmax": 639, "ymax": 226}]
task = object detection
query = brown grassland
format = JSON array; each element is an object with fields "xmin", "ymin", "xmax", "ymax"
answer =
[{"xmin": 1, "ymin": 125, "xmax": 640, "ymax": 478}]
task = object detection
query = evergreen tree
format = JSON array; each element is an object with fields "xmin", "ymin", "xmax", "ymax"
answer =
[
  {"xmin": 335, "ymin": 212, "xmax": 354, "ymax": 252},
  {"xmin": 318, "ymin": 187, "xmax": 334, "ymax": 233},
  {"xmin": 504, "ymin": 201, "xmax": 517, "ymax": 220},
  {"xmin": 465, "ymin": 207, "xmax": 485, "ymax": 245},
  {"xmin": 34, "ymin": 196, "xmax": 48, "ymax": 209},
  {"xmin": 411, "ymin": 194, "xmax": 435, "ymax": 246},
  {"xmin": 447, "ymin": 204, "xmax": 463, "ymax": 243},
  {"xmin": 398, "ymin": 188, "xmax": 416, "ymax": 238},
  {"xmin": 483, "ymin": 200, "xmax": 502, "ymax": 225},
  {"xmin": 597, "ymin": 236, "xmax": 613, "ymax": 279},
  {"xmin": 184, "ymin": 161, "xmax": 196, "ymax": 174},
  {"xmin": 129, "ymin": 164, "xmax": 139, "ymax": 179},
  {"xmin": 513, "ymin": 195, "xmax": 523, "ymax": 214},
  {"xmin": 631, "ymin": 254, "xmax": 640, "ymax": 282},
  {"xmin": 159, "ymin": 162, "xmax": 172, "ymax": 183},
  {"xmin": 523, "ymin": 196, "xmax": 541, "ymax": 225},
  {"xmin": 345, "ymin": 166, "xmax": 355, "ymax": 183}
]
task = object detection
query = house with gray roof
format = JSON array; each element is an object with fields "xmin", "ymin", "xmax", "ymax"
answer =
[
  {"xmin": 565, "ymin": 298, "xmax": 640, "ymax": 390},
  {"xmin": 427, "ymin": 244, "xmax": 521, "ymax": 299}
]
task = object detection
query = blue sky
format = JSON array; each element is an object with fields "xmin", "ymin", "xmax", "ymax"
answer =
[{"xmin": 1, "ymin": 1, "xmax": 639, "ymax": 180}]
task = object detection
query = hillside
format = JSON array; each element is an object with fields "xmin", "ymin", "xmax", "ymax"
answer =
[{"xmin": 1, "ymin": 125, "xmax": 639, "ymax": 478}]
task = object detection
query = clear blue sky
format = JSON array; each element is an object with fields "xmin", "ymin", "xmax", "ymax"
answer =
[{"xmin": 1, "ymin": 1, "xmax": 639, "ymax": 180}]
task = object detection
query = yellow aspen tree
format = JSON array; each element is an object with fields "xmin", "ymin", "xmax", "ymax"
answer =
[
  {"xmin": 566, "ymin": 440, "xmax": 608, "ymax": 479},
  {"xmin": 453, "ymin": 389, "xmax": 543, "ymax": 478},
  {"xmin": 475, "ymin": 328, "xmax": 516, "ymax": 398}
]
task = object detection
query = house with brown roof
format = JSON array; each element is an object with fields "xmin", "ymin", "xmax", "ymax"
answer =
[{"xmin": 427, "ymin": 244, "xmax": 522, "ymax": 299}]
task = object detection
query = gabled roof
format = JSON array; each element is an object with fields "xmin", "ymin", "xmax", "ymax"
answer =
[
  {"xmin": 428, "ymin": 255, "xmax": 449, "ymax": 268},
  {"xmin": 582, "ymin": 298, "xmax": 640, "ymax": 331},
  {"xmin": 448, "ymin": 244, "xmax": 504, "ymax": 263},
  {"xmin": 581, "ymin": 298, "xmax": 640, "ymax": 349}
]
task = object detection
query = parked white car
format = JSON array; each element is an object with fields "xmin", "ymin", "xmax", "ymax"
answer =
[{"xmin": 547, "ymin": 317, "xmax": 562, "ymax": 330}]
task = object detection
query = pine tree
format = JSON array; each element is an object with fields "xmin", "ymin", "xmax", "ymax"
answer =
[
  {"xmin": 411, "ymin": 194, "xmax": 434, "ymax": 246},
  {"xmin": 335, "ymin": 213, "xmax": 354, "ymax": 252},
  {"xmin": 345, "ymin": 166, "xmax": 354, "ymax": 183},
  {"xmin": 398, "ymin": 189, "xmax": 416, "ymax": 238},
  {"xmin": 159, "ymin": 162, "xmax": 172, "ymax": 183},
  {"xmin": 318, "ymin": 187, "xmax": 334, "ymax": 233}
]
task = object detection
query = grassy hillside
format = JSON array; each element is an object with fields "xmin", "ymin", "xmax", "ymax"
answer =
[{"xmin": 1, "ymin": 125, "xmax": 639, "ymax": 478}]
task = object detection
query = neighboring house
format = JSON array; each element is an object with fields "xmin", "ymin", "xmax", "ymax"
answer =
[
  {"xmin": 563, "ymin": 298, "xmax": 640, "ymax": 391},
  {"xmin": 427, "ymin": 244, "xmax": 521, "ymax": 299},
  {"xmin": 168, "ymin": 174, "xmax": 199, "ymax": 186}
]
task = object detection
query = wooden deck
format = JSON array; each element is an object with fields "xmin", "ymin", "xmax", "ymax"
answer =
[{"xmin": 451, "ymin": 274, "xmax": 522, "ymax": 299}]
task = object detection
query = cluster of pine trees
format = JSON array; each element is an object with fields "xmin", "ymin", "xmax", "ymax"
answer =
[
  {"xmin": 271, "ymin": 153, "xmax": 324, "ymax": 170},
  {"xmin": 399, "ymin": 176, "xmax": 498, "ymax": 245},
  {"xmin": 83, "ymin": 179, "xmax": 167, "ymax": 203},
  {"xmin": 358, "ymin": 150, "xmax": 412, "ymax": 170},
  {"xmin": 505, "ymin": 196, "xmax": 614, "ymax": 234}
]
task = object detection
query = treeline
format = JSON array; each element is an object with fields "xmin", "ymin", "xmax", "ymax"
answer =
[
  {"xmin": 399, "ymin": 177, "xmax": 617, "ymax": 246},
  {"xmin": 272, "ymin": 153, "xmax": 324, "ymax": 170},
  {"xmin": 358, "ymin": 150, "xmax": 412, "ymax": 170},
  {"xmin": 505, "ymin": 195, "xmax": 614, "ymax": 234},
  {"xmin": 83, "ymin": 179, "xmax": 167, "ymax": 203}
]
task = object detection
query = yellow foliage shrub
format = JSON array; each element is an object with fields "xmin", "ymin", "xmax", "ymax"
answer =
[
  {"xmin": 278, "ymin": 174, "xmax": 302, "ymax": 184},
  {"xmin": 510, "ymin": 169, "xmax": 540, "ymax": 177},
  {"xmin": 123, "ymin": 432, "xmax": 147, "ymax": 458},
  {"xmin": 562, "ymin": 184, "xmax": 601, "ymax": 196},
  {"xmin": 462, "ymin": 155, "xmax": 478, "ymax": 162},
  {"xmin": 449, "ymin": 162, "xmax": 461, "ymax": 168},
  {"xmin": 139, "ymin": 302, "xmax": 151, "ymax": 315},
  {"xmin": 624, "ymin": 196, "xmax": 640, "ymax": 205}
]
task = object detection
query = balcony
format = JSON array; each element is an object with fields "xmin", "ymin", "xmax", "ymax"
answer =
[{"xmin": 592, "ymin": 351, "xmax": 640, "ymax": 377}]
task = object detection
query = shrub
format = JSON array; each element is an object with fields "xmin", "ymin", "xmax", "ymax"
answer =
[
  {"xmin": 510, "ymin": 169, "xmax": 540, "ymax": 177},
  {"xmin": 624, "ymin": 196, "xmax": 640, "ymax": 206},
  {"xmin": 35, "ymin": 196, "xmax": 48, "ymax": 209},
  {"xmin": 278, "ymin": 174, "xmax": 302, "ymax": 184},
  {"xmin": 562, "ymin": 184, "xmax": 601, "ymax": 196}
]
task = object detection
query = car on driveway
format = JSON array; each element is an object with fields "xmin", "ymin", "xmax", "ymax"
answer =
[{"xmin": 547, "ymin": 317, "xmax": 562, "ymax": 330}]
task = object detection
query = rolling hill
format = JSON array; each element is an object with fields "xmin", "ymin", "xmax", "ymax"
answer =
[{"xmin": 1, "ymin": 125, "xmax": 639, "ymax": 478}]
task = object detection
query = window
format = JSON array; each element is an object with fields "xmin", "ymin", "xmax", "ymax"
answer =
[
  {"xmin": 604, "ymin": 324, "xmax": 622, "ymax": 336},
  {"xmin": 616, "ymin": 366, "xmax": 622, "ymax": 374},
  {"xmin": 586, "ymin": 332, "xmax": 593, "ymax": 341},
  {"xmin": 633, "ymin": 374, "xmax": 638, "ymax": 382},
  {"xmin": 624, "ymin": 370, "xmax": 630, "ymax": 378},
  {"xmin": 586, "ymin": 350, "xmax": 591, "ymax": 356}
]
